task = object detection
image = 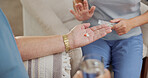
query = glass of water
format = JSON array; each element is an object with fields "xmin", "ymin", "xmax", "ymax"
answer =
[{"xmin": 79, "ymin": 54, "xmax": 104, "ymax": 78}]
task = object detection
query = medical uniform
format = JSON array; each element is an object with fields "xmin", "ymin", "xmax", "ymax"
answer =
[{"xmin": 0, "ymin": 9, "xmax": 29, "ymax": 78}]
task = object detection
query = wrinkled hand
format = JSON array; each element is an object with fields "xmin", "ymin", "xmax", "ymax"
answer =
[
  {"xmin": 68, "ymin": 23, "xmax": 112, "ymax": 49},
  {"xmin": 70, "ymin": 0, "xmax": 96, "ymax": 21},
  {"xmin": 73, "ymin": 69, "xmax": 111, "ymax": 78},
  {"xmin": 111, "ymin": 18, "xmax": 134, "ymax": 36}
]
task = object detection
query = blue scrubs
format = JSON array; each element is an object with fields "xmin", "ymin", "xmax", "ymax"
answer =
[
  {"xmin": 82, "ymin": 34, "xmax": 143, "ymax": 78},
  {"xmin": 0, "ymin": 9, "xmax": 29, "ymax": 78}
]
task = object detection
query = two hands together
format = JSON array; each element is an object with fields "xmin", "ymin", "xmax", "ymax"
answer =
[{"xmin": 70, "ymin": 0, "xmax": 135, "ymax": 36}]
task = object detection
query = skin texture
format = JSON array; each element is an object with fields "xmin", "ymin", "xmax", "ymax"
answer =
[
  {"xmin": 71, "ymin": 0, "xmax": 148, "ymax": 36},
  {"xmin": 73, "ymin": 69, "xmax": 111, "ymax": 78},
  {"xmin": 15, "ymin": 23, "xmax": 112, "ymax": 61},
  {"xmin": 70, "ymin": 0, "xmax": 96, "ymax": 21},
  {"xmin": 111, "ymin": 11, "xmax": 148, "ymax": 35}
]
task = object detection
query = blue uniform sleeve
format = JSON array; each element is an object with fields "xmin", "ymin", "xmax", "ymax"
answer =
[{"xmin": 0, "ymin": 9, "xmax": 29, "ymax": 78}]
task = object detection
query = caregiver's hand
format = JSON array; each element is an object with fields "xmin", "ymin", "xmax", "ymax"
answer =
[
  {"xmin": 70, "ymin": 0, "xmax": 96, "ymax": 21},
  {"xmin": 67, "ymin": 23, "xmax": 112, "ymax": 50},
  {"xmin": 111, "ymin": 18, "xmax": 134, "ymax": 36},
  {"xmin": 73, "ymin": 69, "xmax": 111, "ymax": 78}
]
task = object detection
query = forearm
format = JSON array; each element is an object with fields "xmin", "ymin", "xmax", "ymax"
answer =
[
  {"xmin": 129, "ymin": 11, "xmax": 148, "ymax": 28},
  {"xmin": 15, "ymin": 24, "xmax": 111, "ymax": 61},
  {"xmin": 15, "ymin": 35, "xmax": 66, "ymax": 61}
]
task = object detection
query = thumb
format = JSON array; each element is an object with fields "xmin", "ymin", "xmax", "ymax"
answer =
[
  {"xmin": 89, "ymin": 6, "xmax": 96, "ymax": 14},
  {"xmin": 110, "ymin": 18, "xmax": 122, "ymax": 23}
]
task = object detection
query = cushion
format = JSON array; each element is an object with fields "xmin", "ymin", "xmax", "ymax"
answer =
[
  {"xmin": 48, "ymin": 0, "xmax": 76, "ymax": 23},
  {"xmin": 21, "ymin": 0, "xmax": 69, "ymax": 36},
  {"xmin": 24, "ymin": 52, "xmax": 71, "ymax": 78},
  {"xmin": 64, "ymin": 19, "xmax": 82, "ymax": 30}
]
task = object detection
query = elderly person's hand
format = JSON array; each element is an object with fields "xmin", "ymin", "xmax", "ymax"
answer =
[
  {"xmin": 15, "ymin": 23, "xmax": 111, "ymax": 60},
  {"xmin": 111, "ymin": 18, "xmax": 134, "ymax": 36},
  {"xmin": 67, "ymin": 23, "xmax": 112, "ymax": 50},
  {"xmin": 73, "ymin": 69, "xmax": 111, "ymax": 78},
  {"xmin": 70, "ymin": 0, "xmax": 96, "ymax": 21}
]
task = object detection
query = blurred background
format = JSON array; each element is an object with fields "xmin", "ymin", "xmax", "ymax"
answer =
[
  {"xmin": 0, "ymin": 0, "xmax": 23, "ymax": 36},
  {"xmin": 143, "ymin": 0, "xmax": 148, "ymax": 5},
  {"xmin": 0, "ymin": 0, "xmax": 148, "ymax": 36}
]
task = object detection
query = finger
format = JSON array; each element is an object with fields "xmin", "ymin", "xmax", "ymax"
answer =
[
  {"xmin": 74, "ymin": 0, "xmax": 83, "ymax": 4},
  {"xmin": 97, "ymin": 24, "xmax": 108, "ymax": 28},
  {"xmin": 83, "ymin": 0, "xmax": 89, "ymax": 10},
  {"xmin": 78, "ymin": 3, "xmax": 84, "ymax": 11},
  {"xmin": 90, "ymin": 25, "xmax": 108, "ymax": 31},
  {"xmin": 117, "ymin": 28, "xmax": 127, "ymax": 35},
  {"xmin": 115, "ymin": 28, "xmax": 125, "ymax": 35},
  {"xmin": 105, "ymin": 27, "xmax": 112, "ymax": 34},
  {"xmin": 112, "ymin": 23, "xmax": 122, "ymax": 30},
  {"xmin": 73, "ymin": 0, "xmax": 77, "ymax": 11},
  {"xmin": 94, "ymin": 29, "xmax": 107, "ymax": 39},
  {"xmin": 116, "ymin": 29, "xmax": 123, "ymax": 34},
  {"xmin": 75, "ymin": 4, "xmax": 81, "ymax": 14},
  {"xmin": 70, "ymin": 9, "xmax": 77, "ymax": 16},
  {"xmin": 110, "ymin": 18, "xmax": 122, "ymax": 23},
  {"xmin": 89, "ymin": 6, "xmax": 96, "ymax": 14},
  {"xmin": 114, "ymin": 24, "xmax": 126, "ymax": 33},
  {"xmin": 114, "ymin": 26, "xmax": 122, "ymax": 31},
  {"xmin": 94, "ymin": 27, "xmax": 112, "ymax": 40},
  {"xmin": 83, "ymin": 23, "xmax": 91, "ymax": 29}
]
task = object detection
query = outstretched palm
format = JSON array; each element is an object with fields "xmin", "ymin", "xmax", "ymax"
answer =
[
  {"xmin": 70, "ymin": 0, "xmax": 96, "ymax": 21},
  {"xmin": 68, "ymin": 23, "xmax": 112, "ymax": 49}
]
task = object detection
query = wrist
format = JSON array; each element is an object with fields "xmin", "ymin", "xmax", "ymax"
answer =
[
  {"xmin": 128, "ymin": 19, "xmax": 137, "ymax": 28},
  {"xmin": 128, "ymin": 16, "xmax": 143, "ymax": 28},
  {"xmin": 67, "ymin": 33, "xmax": 75, "ymax": 50}
]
